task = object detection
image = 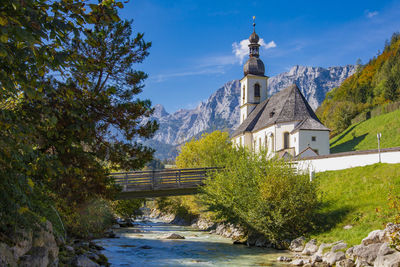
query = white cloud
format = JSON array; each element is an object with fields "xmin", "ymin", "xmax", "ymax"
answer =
[
  {"xmin": 365, "ymin": 10, "xmax": 378, "ymax": 19},
  {"xmin": 232, "ymin": 39, "xmax": 277, "ymax": 64}
]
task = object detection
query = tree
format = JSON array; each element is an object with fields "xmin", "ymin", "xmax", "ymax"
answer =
[
  {"xmin": 175, "ymin": 131, "xmax": 232, "ymax": 168},
  {"xmin": 19, "ymin": 18, "xmax": 158, "ymax": 220},
  {"xmin": 0, "ymin": 0, "xmax": 91, "ymax": 233},
  {"xmin": 0, "ymin": 0, "xmax": 157, "ymax": 236},
  {"xmin": 200, "ymin": 148, "xmax": 319, "ymax": 241}
]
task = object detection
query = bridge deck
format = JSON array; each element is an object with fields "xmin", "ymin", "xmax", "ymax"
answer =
[{"xmin": 111, "ymin": 167, "xmax": 219, "ymax": 199}]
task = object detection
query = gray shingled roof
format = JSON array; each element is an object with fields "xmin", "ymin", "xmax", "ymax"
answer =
[{"xmin": 232, "ymin": 84, "xmax": 329, "ymax": 137}]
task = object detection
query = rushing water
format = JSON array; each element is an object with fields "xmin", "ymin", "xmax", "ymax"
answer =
[{"xmin": 95, "ymin": 218, "xmax": 292, "ymax": 266}]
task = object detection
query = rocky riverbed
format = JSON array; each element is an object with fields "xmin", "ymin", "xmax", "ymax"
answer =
[{"xmin": 94, "ymin": 217, "xmax": 292, "ymax": 266}]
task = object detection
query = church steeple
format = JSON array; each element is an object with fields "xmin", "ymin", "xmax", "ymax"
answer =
[
  {"xmin": 243, "ymin": 17, "xmax": 265, "ymax": 76},
  {"xmin": 239, "ymin": 17, "xmax": 269, "ymax": 124},
  {"xmin": 249, "ymin": 17, "xmax": 260, "ymax": 58}
]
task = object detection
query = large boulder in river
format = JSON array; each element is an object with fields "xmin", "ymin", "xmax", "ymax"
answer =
[{"xmin": 162, "ymin": 233, "xmax": 185, "ymax": 239}]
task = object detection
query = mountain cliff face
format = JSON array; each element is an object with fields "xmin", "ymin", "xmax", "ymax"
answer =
[{"xmin": 145, "ymin": 65, "xmax": 355, "ymax": 159}]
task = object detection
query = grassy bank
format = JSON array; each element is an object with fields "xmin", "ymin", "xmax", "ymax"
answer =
[
  {"xmin": 312, "ymin": 163, "xmax": 400, "ymax": 246},
  {"xmin": 330, "ymin": 109, "xmax": 400, "ymax": 153}
]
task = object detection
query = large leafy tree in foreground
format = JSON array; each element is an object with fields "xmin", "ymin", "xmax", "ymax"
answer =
[{"xmin": 0, "ymin": 0, "xmax": 157, "ymax": 235}]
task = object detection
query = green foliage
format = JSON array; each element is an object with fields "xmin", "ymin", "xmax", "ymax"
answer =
[
  {"xmin": 175, "ymin": 130, "xmax": 232, "ymax": 168},
  {"xmin": 112, "ymin": 199, "xmax": 145, "ymax": 219},
  {"xmin": 201, "ymin": 148, "xmax": 319, "ymax": 241},
  {"xmin": 330, "ymin": 109, "xmax": 400, "ymax": 153},
  {"xmin": 144, "ymin": 159, "xmax": 165, "ymax": 170},
  {"xmin": 154, "ymin": 196, "xmax": 201, "ymax": 223},
  {"xmin": 312, "ymin": 163, "xmax": 400, "ymax": 246},
  {"xmin": 0, "ymin": 0, "xmax": 157, "ymax": 238},
  {"xmin": 64, "ymin": 199, "xmax": 114, "ymax": 239},
  {"xmin": 153, "ymin": 131, "xmax": 233, "ymax": 223},
  {"xmin": 317, "ymin": 32, "xmax": 400, "ymax": 136}
]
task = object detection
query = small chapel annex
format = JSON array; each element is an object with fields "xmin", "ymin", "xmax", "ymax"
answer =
[{"xmin": 231, "ymin": 22, "xmax": 330, "ymax": 159}]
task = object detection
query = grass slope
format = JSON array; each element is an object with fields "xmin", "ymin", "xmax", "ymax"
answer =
[
  {"xmin": 330, "ymin": 109, "xmax": 400, "ymax": 153},
  {"xmin": 312, "ymin": 163, "xmax": 400, "ymax": 246}
]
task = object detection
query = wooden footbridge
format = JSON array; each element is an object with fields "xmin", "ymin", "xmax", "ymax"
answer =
[{"xmin": 111, "ymin": 167, "xmax": 219, "ymax": 199}]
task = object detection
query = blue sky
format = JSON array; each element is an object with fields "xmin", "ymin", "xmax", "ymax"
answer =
[{"xmin": 119, "ymin": 0, "xmax": 400, "ymax": 113}]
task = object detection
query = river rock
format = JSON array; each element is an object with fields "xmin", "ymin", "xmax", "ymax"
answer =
[
  {"xmin": 162, "ymin": 233, "xmax": 185, "ymax": 239},
  {"xmin": 316, "ymin": 242, "xmax": 341, "ymax": 257},
  {"xmin": 302, "ymin": 239, "xmax": 318, "ymax": 255},
  {"xmin": 323, "ymin": 251, "xmax": 346, "ymax": 266},
  {"xmin": 19, "ymin": 246, "xmax": 49, "ymax": 267},
  {"xmin": 374, "ymin": 251, "xmax": 400, "ymax": 267},
  {"xmin": 10, "ymin": 229, "xmax": 32, "ymax": 259},
  {"xmin": 311, "ymin": 254, "xmax": 322, "ymax": 263},
  {"xmin": 362, "ymin": 230, "xmax": 388, "ymax": 246},
  {"xmin": 191, "ymin": 217, "xmax": 216, "ymax": 230},
  {"xmin": 336, "ymin": 259, "xmax": 355, "ymax": 267},
  {"xmin": 31, "ymin": 221, "xmax": 58, "ymax": 265},
  {"xmin": 0, "ymin": 243, "xmax": 17, "ymax": 267},
  {"xmin": 331, "ymin": 242, "xmax": 347, "ymax": 252},
  {"xmin": 277, "ymin": 256, "xmax": 292, "ymax": 262},
  {"xmin": 290, "ymin": 236, "xmax": 306, "ymax": 252},
  {"xmin": 351, "ymin": 243, "xmax": 383, "ymax": 265},
  {"xmin": 291, "ymin": 259, "xmax": 305, "ymax": 266},
  {"xmin": 343, "ymin": 225, "xmax": 353, "ymax": 230},
  {"xmin": 71, "ymin": 254, "xmax": 100, "ymax": 267}
]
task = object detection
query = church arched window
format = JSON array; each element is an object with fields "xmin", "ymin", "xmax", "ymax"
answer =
[
  {"xmin": 242, "ymin": 86, "xmax": 245, "ymax": 102},
  {"xmin": 283, "ymin": 132, "xmax": 290, "ymax": 149},
  {"xmin": 254, "ymin": 83, "xmax": 260, "ymax": 98}
]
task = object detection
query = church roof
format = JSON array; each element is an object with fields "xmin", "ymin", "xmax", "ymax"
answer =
[{"xmin": 232, "ymin": 84, "xmax": 329, "ymax": 137}]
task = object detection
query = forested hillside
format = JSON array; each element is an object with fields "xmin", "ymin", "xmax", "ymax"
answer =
[{"xmin": 317, "ymin": 33, "xmax": 400, "ymax": 136}]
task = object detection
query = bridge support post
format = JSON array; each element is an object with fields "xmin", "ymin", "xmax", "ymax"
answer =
[
  {"xmin": 124, "ymin": 173, "xmax": 128, "ymax": 191},
  {"xmin": 151, "ymin": 170, "xmax": 155, "ymax": 190}
]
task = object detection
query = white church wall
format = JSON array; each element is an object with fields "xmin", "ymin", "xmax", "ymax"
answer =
[
  {"xmin": 296, "ymin": 148, "xmax": 400, "ymax": 173},
  {"xmin": 293, "ymin": 131, "xmax": 300, "ymax": 155},
  {"xmin": 297, "ymin": 130, "xmax": 330, "ymax": 156},
  {"xmin": 252, "ymin": 125, "xmax": 275, "ymax": 153},
  {"xmin": 241, "ymin": 76, "xmax": 268, "ymax": 104},
  {"xmin": 274, "ymin": 122, "xmax": 295, "ymax": 151}
]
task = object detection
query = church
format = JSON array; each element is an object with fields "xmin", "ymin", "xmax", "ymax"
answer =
[{"xmin": 231, "ymin": 23, "xmax": 330, "ymax": 158}]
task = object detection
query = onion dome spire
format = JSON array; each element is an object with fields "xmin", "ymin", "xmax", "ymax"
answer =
[{"xmin": 243, "ymin": 16, "xmax": 265, "ymax": 76}]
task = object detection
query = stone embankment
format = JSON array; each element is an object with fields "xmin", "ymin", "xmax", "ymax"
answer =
[
  {"xmin": 0, "ymin": 220, "xmax": 122, "ymax": 267},
  {"xmin": 279, "ymin": 223, "xmax": 400, "ymax": 267},
  {"xmin": 0, "ymin": 221, "xmax": 59, "ymax": 266}
]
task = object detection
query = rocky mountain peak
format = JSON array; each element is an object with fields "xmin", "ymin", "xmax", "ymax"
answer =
[{"xmin": 144, "ymin": 65, "xmax": 356, "ymax": 159}]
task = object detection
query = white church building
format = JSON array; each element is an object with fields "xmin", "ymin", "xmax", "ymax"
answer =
[{"xmin": 231, "ymin": 23, "xmax": 330, "ymax": 158}]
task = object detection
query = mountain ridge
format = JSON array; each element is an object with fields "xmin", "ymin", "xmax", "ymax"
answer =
[{"xmin": 145, "ymin": 64, "xmax": 356, "ymax": 159}]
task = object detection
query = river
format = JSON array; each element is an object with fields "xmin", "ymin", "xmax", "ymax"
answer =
[{"xmin": 94, "ymin": 218, "xmax": 292, "ymax": 266}]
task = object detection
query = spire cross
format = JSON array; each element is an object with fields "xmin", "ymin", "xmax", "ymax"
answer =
[{"xmin": 252, "ymin": 16, "xmax": 256, "ymax": 31}]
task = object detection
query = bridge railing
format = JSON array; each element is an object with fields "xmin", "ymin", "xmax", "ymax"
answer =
[{"xmin": 111, "ymin": 167, "xmax": 220, "ymax": 192}]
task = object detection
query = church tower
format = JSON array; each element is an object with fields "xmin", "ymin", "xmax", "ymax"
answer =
[{"xmin": 240, "ymin": 18, "xmax": 269, "ymax": 124}]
